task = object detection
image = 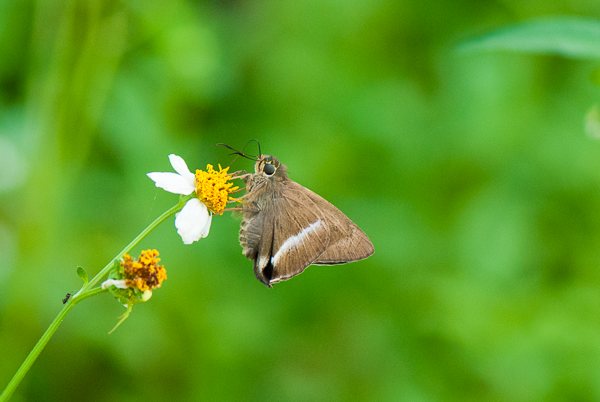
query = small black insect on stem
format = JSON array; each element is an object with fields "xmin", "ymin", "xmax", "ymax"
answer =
[{"xmin": 62, "ymin": 292, "xmax": 72, "ymax": 304}]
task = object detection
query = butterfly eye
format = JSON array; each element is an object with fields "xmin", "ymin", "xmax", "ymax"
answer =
[{"xmin": 264, "ymin": 163, "xmax": 276, "ymax": 176}]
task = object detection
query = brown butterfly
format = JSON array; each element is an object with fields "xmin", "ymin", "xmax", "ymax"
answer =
[{"xmin": 238, "ymin": 154, "xmax": 374, "ymax": 287}]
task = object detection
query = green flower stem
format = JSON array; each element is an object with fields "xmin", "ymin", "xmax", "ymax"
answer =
[
  {"xmin": 82, "ymin": 198, "xmax": 187, "ymax": 291},
  {"xmin": 0, "ymin": 302, "xmax": 76, "ymax": 402},
  {"xmin": 0, "ymin": 199, "xmax": 186, "ymax": 402},
  {"xmin": 73, "ymin": 286, "xmax": 109, "ymax": 303}
]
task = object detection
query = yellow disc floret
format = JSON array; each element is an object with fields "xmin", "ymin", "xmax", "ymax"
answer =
[
  {"xmin": 121, "ymin": 249, "xmax": 167, "ymax": 292},
  {"xmin": 195, "ymin": 164, "xmax": 239, "ymax": 215}
]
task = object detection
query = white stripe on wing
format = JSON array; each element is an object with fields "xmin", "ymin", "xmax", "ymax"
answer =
[{"xmin": 271, "ymin": 219, "xmax": 322, "ymax": 266}]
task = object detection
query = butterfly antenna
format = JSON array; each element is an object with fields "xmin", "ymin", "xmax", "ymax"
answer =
[
  {"xmin": 216, "ymin": 143, "xmax": 258, "ymax": 161},
  {"xmin": 245, "ymin": 139, "xmax": 261, "ymax": 158}
]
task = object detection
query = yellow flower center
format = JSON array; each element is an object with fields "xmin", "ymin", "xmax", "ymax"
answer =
[
  {"xmin": 195, "ymin": 164, "xmax": 239, "ymax": 215},
  {"xmin": 121, "ymin": 249, "xmax": 167, "ymax": 292}
]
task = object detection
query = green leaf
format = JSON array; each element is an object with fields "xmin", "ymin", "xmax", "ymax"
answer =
[
  {"xmin": 108, "ymin": 304, "xmax": 134, "ymax": 334},
  {"xmin": 592, "ymin": 68, "xmax": 600, "ymax": 86},
  {"xmin": 458, "ymin": 17, "xmax": 600, "ymax": 59},
  {"xmin": 585, "ymin": 104, "xmax": 600, "ymax": 139},
  {"xmin": 76, "ymin": 266, "xmax": 89, "ymax": 284}
]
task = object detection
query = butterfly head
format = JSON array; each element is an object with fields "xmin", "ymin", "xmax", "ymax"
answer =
[{"xmin": 255, "ymin": 155, "xmax": 287, "ymax": 180}]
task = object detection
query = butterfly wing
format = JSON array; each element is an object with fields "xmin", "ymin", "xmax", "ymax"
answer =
[
  {"xmin": 290, "ymin": 182, "xmax": 374, "ymax": 265},
  {"xmin": 240, "ymin": 180, "xmax": 373, "ymax": 286}
]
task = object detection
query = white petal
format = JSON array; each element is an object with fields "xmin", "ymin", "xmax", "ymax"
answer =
[
  {"xmin": 147, "ymin": 172, "xmax": 195, "ymax": 195},
  {"xmin": 141, "ymin": 290, "xmax": 153, "ymax": 301},
  {"xmin": 199, "ymin": 212, "xmax": 212, "ymax": 238},
  {"xmin": 102, "ymin": 279, "xmax": 128, "ymax": 289},
  {"xmin": 168, "ymin": 154, "xmax": 195, "ymax": 181},
  {"xmin": 175, "ymin": 198, "xmax": 211, "ymax": 244}
]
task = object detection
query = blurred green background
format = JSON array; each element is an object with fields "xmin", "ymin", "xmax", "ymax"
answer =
[{"xmin": 1, "ymin": 1, "xmax": 600, "ymax": 401}]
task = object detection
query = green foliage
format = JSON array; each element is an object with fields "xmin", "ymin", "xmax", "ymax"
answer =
[
  {"xmin": 459, "ymin": 17, "xmax": 600, "ymax": 59},
  {"xmin": 2, "ymin": 1, "xmax": 600, "ymax": 401},
  {"xmin": 76, "ymin": 266, "xmax": 88, "ymax": 285}
]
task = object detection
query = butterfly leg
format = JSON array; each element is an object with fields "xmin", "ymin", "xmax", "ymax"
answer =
[
  {"xmin": 226, "ymin": 192, "xmax": 250, "ymax": 207},
  {"xmin": 224, "ymin": 200, "xmax": 259, "ymax": 213},
  {"xmin": 229, "ymin": 192, "xmax": 251, "ymax": 201},
  {"xmin": 231, "ymin": 171, "xmax": 251, "ymax": 181},
  {"xmin": 223, "ymin": 207, "xmax": 244, "ymax": 212}
]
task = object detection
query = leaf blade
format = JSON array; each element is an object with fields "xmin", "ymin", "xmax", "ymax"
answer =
[
  {"xmin": 458, "ymin": 17, "xmax": 600, "ymax": 60},
  {"xmin": 76, "ymin": 266, "xmax": 89, "ymax": 284}
]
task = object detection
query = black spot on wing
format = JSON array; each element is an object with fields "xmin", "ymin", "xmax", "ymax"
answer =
[
  {"xmin": 253, "ymin": 221, "xmax": 276, "ymax": 288},
  {"xmin": 263, "ymin": 261, "xmax": 274, "ymax": 285}
]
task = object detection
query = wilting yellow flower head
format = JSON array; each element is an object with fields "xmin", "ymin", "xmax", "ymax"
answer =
[
  {"xmin": 102, "ymin": 249, "xmax": 167, "ymax": 305},
  {"xmin": 195, "ymin": 164, "xmax": 239, "ymax": 215},
  {"xmin": 101, "ymin": 249, "xmax": 168, "ymax": 333},
  {"xmin": 121, "ymin": 249, "xmax": 167, "ymax": 292}
]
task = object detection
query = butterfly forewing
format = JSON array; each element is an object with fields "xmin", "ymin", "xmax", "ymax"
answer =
[
  {"xmin": 242, "ymin": 184, "xmax": 330, "ymax": 285},
  {"xmin": 268, "ymin": 187, "xmax": 331, "ymax": 283},
  {"xmin": 287, "ymin": 182, "xmax": 374, "ymax": 265},
  {"xmin": 314, "ymin": 227, "xmax": 374, "ymax": 264},
  {"xmin": 240, "ymin": 155, "xmax": 374, "ymax": 286}
]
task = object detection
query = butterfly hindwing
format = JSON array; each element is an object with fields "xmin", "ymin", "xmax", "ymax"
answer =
[
  {"xmin": 268, "ymin": 187, "xmax": 330, "ymax": 284},
  {"xmin": 239, "ymin": 155, "xmax": 374, "ymax": 286},
  {"xmin": 297, "ymin": 185, "xmax": 374, "ymax": 265}
]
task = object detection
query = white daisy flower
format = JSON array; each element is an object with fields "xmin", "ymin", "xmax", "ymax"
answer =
[{"xmin": 147, "ymin": 154, "xmax": 212, "ymax": 244}]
